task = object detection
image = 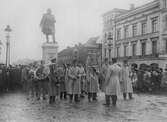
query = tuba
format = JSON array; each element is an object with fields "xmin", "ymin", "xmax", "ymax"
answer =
[{"xmin": 35, "ymin": 65, "xmax": 50, "ymax": 80}]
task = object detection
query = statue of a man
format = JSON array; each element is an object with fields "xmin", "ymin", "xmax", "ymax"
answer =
[{"xmin": 40, "ymin": 9, "xmax": 56, "ymax": 43}]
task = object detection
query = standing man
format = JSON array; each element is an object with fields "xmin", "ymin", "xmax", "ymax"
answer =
[
  {"xmin": 48, "ymin": 58, "xmax": 58, "ymax": 104},
  {"xmin": 21, "ymin": 66, "xmax": 29, "ymax": 93},
  {"xmin": 58, "ymin": 66, "xmax": 66, "ymax": 100},
  {"xmin": 72, "ymin": 61, "xmax": 80, "ymax": 103},
  {"xmin": 104, "ymin": 58, "xmax": 121, "ymax": 106},
  {"xmin": 68, "ymin": 60, "xmax": 80, "ymax": 103},
  {"xmin": 78, "ymin": 64, "xmax": 86, "ymax": 98},
  {"xmin": 36, "ymin": 60, "xmax": 49, "ymax": 100},
  {"xmin": 101, "ymin": 58, "xmax": 109, "ymax": 92},
  {"xmin": 120, "ymin": 60, "xmax": 133, "ymax": 100}
]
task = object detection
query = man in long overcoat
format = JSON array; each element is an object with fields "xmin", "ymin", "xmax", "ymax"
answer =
[
  {"xmin": 104, "ymin": 58, "xmax": 121, "ymax": 106},
  {"xmin": 68, "ymin": 60, "xmax": 80, "ymax": 103},
  {"xmin": 120, "ymin": 60, "xmax": 133, "ymax": 100},
  {"xmin": 48, "ymin": 58, "xmax": 59, "ymax": 104}
]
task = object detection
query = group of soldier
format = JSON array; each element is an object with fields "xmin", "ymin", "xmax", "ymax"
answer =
[
  {"xmin": 21, "ymin": 57, "xmax": 136, "ymax": 107},
  {"xmin": 22, "ymin": 58, "xmax": 99, "ymax": 104}
]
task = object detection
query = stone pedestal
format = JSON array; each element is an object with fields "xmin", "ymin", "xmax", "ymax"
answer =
[{"xmin": 42, "ymin": 42, "xmax": 58, "ymax": 63}]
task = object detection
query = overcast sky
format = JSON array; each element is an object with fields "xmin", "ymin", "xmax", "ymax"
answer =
[{"xmin": 0, "ymin": 0, "xmax": 153, "ymax": 63}]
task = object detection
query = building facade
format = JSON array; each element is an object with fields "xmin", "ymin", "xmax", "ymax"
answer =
[
  {"xmin": 102, "ymin": 0, "xmax": 167, "ymax": 68},
  {"xmin": 58, "ymin": 37, "xmax": 101, "ymax": 66}
]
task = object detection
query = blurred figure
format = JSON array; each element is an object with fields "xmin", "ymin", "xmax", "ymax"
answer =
[
  {"xmin": 78, "ymin": 63, "xmax": 86, "ymax": 98},
  {"xmin": 87, "ymin": 67, "xmax": 99, "ymax": 102},
  {"xmin": 68, "ymin": 60, "xmax": 80, "ymax": 103},
  {"xmin": 120, "ymin": 60, "xmax": 133, "ymax": 100},
  {"xmin": 104, "ymin": 58, "xmax": 121, "ymax": 107},
  {"xmin": 36, "ymin": 60, "xmax": 49, "ymax": 100},
  {"xmin": 161, "ymin": 67, "xmax": 167, "ymax": 87},
  {"xmin": 101, "ymin": 58, "xmax": 109, "ymax": 92},
  {"xmin": 21, "ymin": 66, "xmax": 29, "ymax": 93},
  {"xmin": 58, "ymin": 66, "xmax": 66, "ymax": 100},
  {"xmin": 48, "ymin": 58, "xmax": 59, "ymax": 104}
]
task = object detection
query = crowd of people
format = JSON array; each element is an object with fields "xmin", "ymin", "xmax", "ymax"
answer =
[
  {"xmin": 0, "ymin": 64, "xmax": 22, "ymax": 92},
  {"xmin": 21, "ymin": 58, "xmax": 134, "ymax": 106},
  {"xmin": 1, "ymin": 57, "xmax": 167, "ymax": 107}
]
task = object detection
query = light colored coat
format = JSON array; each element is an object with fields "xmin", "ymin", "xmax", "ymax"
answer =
[
  {"xmin": 101, "ymin": 64, "xmax": 108, "ymax": 92},
  {"xmin": 87, "ymin": 71, "xmax": 99, "ymax": 93},
  {"xmin": 120, "ymin": 66, "xmax": 133, "ymax": 93},
  {"xmin": 65, "ymin": 68, "xmax": 69, "ymax": 93},
  {"xmin": 105, "ymin": 64, "xmax": 121, "ymax": 96},
  {"xmin": 68, "ymin": 66, "xmax": 80, "ymax": 94}
]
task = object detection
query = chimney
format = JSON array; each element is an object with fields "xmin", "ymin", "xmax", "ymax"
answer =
[{"xmin": 130, "ymin": 4, "xmax": 135, "ymax": 10}]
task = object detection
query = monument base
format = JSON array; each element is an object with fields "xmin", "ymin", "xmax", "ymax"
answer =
[{"xmin": 42, "ymin": 42, "xmax": 58, "ymax": 63}]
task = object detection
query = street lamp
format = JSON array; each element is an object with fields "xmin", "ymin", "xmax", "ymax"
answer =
[
  {"xmin": 4, "ymin": 25, "xmax": 12, "ymax": 67},
  {"xmin": 0, "ymin": 40, "xmax": 2, "ymax": 61}
]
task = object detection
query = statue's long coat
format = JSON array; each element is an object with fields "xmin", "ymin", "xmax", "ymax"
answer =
[{"xmin": 40, "ymin": 13, "xmax": 56, "ymax": 35}]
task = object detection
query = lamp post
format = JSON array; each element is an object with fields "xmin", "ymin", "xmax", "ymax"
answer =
[
  {"xmin": 0, "ymin": 40, "xmax": 2, "ymax": 62},
  {"xmin": 5, "ymin": 25, "xmax": 12, "ymax": 67}
]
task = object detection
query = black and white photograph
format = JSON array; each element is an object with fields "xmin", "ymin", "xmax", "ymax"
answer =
[{"xmin": 0, "ymin": 0, "xmax": 167, "ymax": 121}]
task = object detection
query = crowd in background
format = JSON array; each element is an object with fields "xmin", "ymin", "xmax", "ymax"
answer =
[{"xmin": 0, "ymin": 64, "xmax": 22, "ymax": 92}]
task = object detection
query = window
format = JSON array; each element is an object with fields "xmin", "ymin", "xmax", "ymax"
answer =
[
  {"xmin": 124, "ymin": 45, "xmax": 128, "ymax": 57},
  {"xmin": 124, "ymin": 26, "xmax": 129, "ymax": 38},
  {"xmin": 108, "ymin": 49, "xmax": 111, "ymax": 59},
  {"xmin": 116, "ymin": 47, "xmax": 120, "ymax": 57},
  {"xmin": 132, "ymin": 24, "xmax": 137, "ymax": 36},
  {"xmin": 108, "ymin": 32, "xmax": 112, "ymax": 40},
  {"xmin": 141, "ymin": 22, "xmax": 147, "ymax": 35},
  {"xmin": 152, "ymin": 17, "xmax": 158, "ymax": 33},
  {"xmin": 117, "ymin": 29, "xmax": 121, "ymax": 40},
  {"xmin": 141, "ymin": 42, "xmax": 146, "ymax": 56},
  {"xmin": 132, "ymin": 43, "xmax": 137, "ymax": 56},
  {"xmin": 152, "ymin": 40, "xmax": 157, "ymax": 55},
  {"xmin": 166, "ymin": 40, "xmax": 167, "ymax": 53},
  {"xmin": 104, "ymin": 48, "xmax": 107, "ymax": 57}
]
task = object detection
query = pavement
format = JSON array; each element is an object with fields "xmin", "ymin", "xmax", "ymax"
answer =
[{"xmin": 0, "ymin": 92, "xmax": 167, "ymax": 122}]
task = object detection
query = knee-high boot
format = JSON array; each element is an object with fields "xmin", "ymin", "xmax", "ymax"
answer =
[
  {"xmin": 92, "ymin": 93, "xmax": 97, "ymax": 101},
  {"xmin": 88, "ymin": 93, "xmax": 91, "ymax": 102},
  {"xmin": 69, "ymin": 94, "xmax": 73, "ymax": 102},
  {"xmin": 103, "ymin": 95, "xmax": 110, "ymax": 106},
  {"xmin": 49, "ymin": 96, "xmax": 52, "ymax": 104},
  {"xmin": 123, "ymin": 93, "xmax": 127, "ymax": 100},
  {"xmin": 74, "ymin": 94, "xmax": 79, "ymax": 103},
  {"xmin": 129, "ymin": 93, "xmax": 133, "ymax": 100},
  {"xmin": 60, "ymin": 92, "xmax": 63, "ymax": 100},
  {"xmin": 64, "ymin": 92, "xmax": 67, "ymax": 100},
  {"xmin": 52, "ymin": 96, "xmax": 55, "ymax": 103},
  {"xmin": 112, "ymin": 95, "xmax": 117, "ymax": 106}
]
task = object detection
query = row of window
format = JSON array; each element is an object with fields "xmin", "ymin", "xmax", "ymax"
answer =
[
  {"xmin": 104, "ymin": 38, "xmax": 159, "ymax": 58},
  {"xmin": 116, "ymin": 40, "xmax": 157, "ymax": 57},
  {"xmin": 118, "ymin": 17, "xmax": 158, "ymax": 40},
  {"xmin": 116, "ymin": 17, "xmax": 158, "ymax": 40}
]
